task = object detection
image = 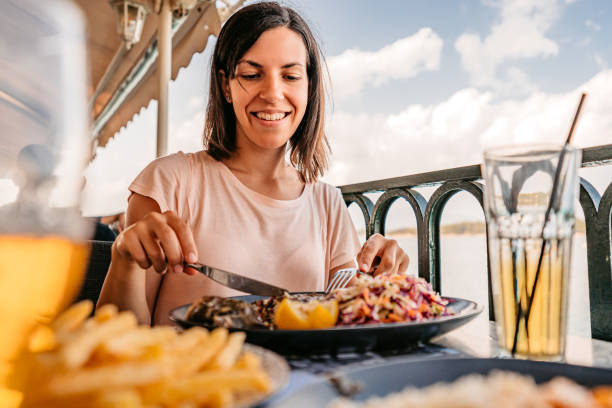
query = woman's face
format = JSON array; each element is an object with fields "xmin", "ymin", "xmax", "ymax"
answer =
[{"xmin": 225, "ymin": 27, "xmax": 309, "ymax": 152}]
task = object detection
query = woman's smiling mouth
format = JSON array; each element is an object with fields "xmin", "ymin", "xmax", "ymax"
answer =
[{"xmin": 251, "ymin": 111, "xmax": 290, "ymax": 121}]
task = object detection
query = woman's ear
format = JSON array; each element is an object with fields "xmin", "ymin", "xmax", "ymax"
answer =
[{"xmin": 219, "ymin": 70, "xmax": 231, "ymax": 103}]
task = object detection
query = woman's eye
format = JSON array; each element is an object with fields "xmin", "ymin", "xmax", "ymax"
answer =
[
  {"xmin": 285, "ymin": 75, "xmax": 302, "ymax": 81},
  {"xmin": 240, "ymin": 74, "xmax": 259, "ymax": 80}
]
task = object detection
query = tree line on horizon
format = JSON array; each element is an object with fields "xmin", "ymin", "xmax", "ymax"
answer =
[{"xmin": 359, "ymin": 219, "xmax": 587, "ymax": 236}]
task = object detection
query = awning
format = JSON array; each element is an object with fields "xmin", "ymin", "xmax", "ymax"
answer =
[{"xmin": 74, "ymin": 0, "xmax": 239, "ymax": 156}]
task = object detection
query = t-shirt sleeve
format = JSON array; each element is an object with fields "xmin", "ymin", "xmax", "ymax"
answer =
[
  {"xmin": 128, "ymin": 152, "xmax": 191, "ymax": 217},
  {"xmin": 327, "ymin": 186, "xmax": 362, "ymax": 270}
]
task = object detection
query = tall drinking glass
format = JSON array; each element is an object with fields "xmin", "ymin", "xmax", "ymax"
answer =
[
  {"xmin": 0, "ymin": 0, "xmax": 91, "ymax": 405},
  {"xmin": 482, "ymin": 143, "xmax": 581, "ymax": 361}
]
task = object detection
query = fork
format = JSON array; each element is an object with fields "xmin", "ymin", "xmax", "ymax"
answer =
[
  {"xmin": 326, "ymin": 256, "xmax": 382, "ymax": 293},
  {"xmin": 325, "ymin": 268, "xmax": 365, "ymax": 293}
]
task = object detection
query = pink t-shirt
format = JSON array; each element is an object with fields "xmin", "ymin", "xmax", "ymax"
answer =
[{"xmin": 129, "ymin": 151, "xmax": 360, "ymax": 323}]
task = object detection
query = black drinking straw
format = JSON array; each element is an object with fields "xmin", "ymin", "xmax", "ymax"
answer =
[{"xmin": 510, "ymin": 92, "xmax": 587, "ymax": 356}]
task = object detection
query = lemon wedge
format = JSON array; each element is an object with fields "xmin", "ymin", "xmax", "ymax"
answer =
[
  {"xmin": 309, "ymin": 300, "xmax": 338, "ymax": 329},
  {"xmin": 274, "ymin": 298, "xmax": 338, "ymax": 330},
  {"xmin": 274, "ymin": 299, "xmax": 310, "ymax": 330}
]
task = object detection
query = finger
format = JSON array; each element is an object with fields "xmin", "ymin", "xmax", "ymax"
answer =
[
  {"xmin": 159, "ymin": 213, "xmax": 196, "ymax": 276},
  {"xmin": 148, "ymin": 215, "xmax": 184, "ymax": 274},
  {"xmin": 115, "ymin": 229, "xmax": 151, "ymax": 270},
  {"xmin": 135, "ymin": 221, "xmax": 167, "ymax": 273},
  {"xmin": 154, "ymin": 227, "xmax": 182, "ymax": 274},
  {"xmin": 389, "ymin": 244, "xmax": 405, "ymax": 276},
  {"xmin": 389, "ymin": 255, "xmax": 400, "ymax": 276},
  {"xmin": 355, "ymin": 245, "xmax": 365, "ymax": 265},
  {"xmin": 397, "ymin": 253, "xmax": 410, "ymax": 274},
  {"xmin": 371, "ymin": 256, "xmax": 381, "ymax": 273},
  {"xmin": 356, "ymin": 233, "xmax": 384, "ymax": 273},
  {"xmin": 374, "ymin": 242, "xmax": 397, "ymax": 276},
  {"xmin": 165, "ymin": 212, "xmax": 198, "ymax": 266}
]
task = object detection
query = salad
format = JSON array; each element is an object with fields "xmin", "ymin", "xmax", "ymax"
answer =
[{"xmin": 330, "ymin": 273, "xmax": 452, "ymax": 325}]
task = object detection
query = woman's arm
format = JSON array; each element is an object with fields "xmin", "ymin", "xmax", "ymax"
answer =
[
  {"xmin": 96, "ymin": 193, "xmax": 198, "ymax": 324},
  {"xmin": 97, "ymin": 194, "xmax": 158, "ymax": 324}
]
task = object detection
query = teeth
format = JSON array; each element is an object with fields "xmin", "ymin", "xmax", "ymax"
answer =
[{"xmin": 255, "ymin": 112, "xmax": 286, "ymax": 121}]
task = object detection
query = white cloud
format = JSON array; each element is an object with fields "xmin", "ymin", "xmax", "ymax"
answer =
[
  {"xmin": 585, "ymin": 19, "xmax": 601, "ymax": 31},
  {"xmin": 324, "ymin": 70, "xmax": 612, "ymax": 190},
  {"xmin": 327, "ymin": 28, "xmax": 443, "ymax": 101},
  {"xmin": 594, "ymin": 54, "xmax": 608, "ymax": 70},
  {"xmin": 455, "ymin": 0, "xmax": 569, "ymax": 94},
  {"xmin": 188, "ymin": 96, "xmax": 205, "ymax": 110},
  {"xmin": 169, "ymin": 109, "xmax": 205, "ymax": 154}
]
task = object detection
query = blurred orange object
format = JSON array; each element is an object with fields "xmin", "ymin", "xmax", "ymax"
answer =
[
  {"xmin": 593, "ymin": 386, "xmax": 612, "ymax": 408},
  {"xmin": 0, "ymin": 236, "xmax": 89, "ymax": 407}
]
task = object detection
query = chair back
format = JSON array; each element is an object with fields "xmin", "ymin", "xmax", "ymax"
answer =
[{"xmin": 76, "ymin": 240, "xmax": 112, "ymax": 306}]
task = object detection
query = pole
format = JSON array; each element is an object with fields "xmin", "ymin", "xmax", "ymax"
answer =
[{"xmin": 156, "ymin": 0, "xmax": 171, "ymax": 157}]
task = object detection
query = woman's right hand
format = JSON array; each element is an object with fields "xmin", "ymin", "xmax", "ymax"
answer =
[{"xmin": 113, "ymin": 210, "xmax": 199, "ymax": 275}]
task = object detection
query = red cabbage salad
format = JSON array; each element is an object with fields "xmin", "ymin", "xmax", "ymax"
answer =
[{"xmin": 329, "ymin": 273, "xmax": 452, "ymax": 325}]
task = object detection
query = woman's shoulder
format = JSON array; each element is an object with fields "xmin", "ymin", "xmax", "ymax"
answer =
[
  {"xmin": 310, "ymin": 180, "xmax": 344, "ymax": 206},
  {"xmin": 145, "ymin": 150, "xmax": 214, "ymax": 172}
]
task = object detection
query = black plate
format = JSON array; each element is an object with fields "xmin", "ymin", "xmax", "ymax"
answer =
[
  {"xmin": 269, "ymin": 357, "xmax": 612, "ymax": 407},
  {"xmin": 169, "ymin": 295, "xmax": 482, "ymax": 355}
]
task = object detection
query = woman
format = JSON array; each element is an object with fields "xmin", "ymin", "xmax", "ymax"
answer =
[{"xmin": 98, "ymin": 2, "xmax": 409, "ymax": 325}]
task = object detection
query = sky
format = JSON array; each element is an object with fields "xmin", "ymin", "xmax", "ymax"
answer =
[{"xmin": 80, "ymin": 0, "xmax": 612, "ymax": 221}]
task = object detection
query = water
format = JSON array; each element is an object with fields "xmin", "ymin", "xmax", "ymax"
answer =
[{"xmin": 392, "ymin": 234, "xmax": 591, "ymax": 338}]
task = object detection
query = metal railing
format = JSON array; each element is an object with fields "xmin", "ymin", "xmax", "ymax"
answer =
[{"xmin": 340, "ymin": 143, "xmax": 612, "ymax": 341}]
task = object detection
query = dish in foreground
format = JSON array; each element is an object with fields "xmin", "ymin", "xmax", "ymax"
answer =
[
  {"xmin": 186, "ymin": 273, "xmax": 453, "ymax": 330},
  {"xmin": 268, "ymin": 358, "xmax": 612, "ymax": 408},
  {"xmin": 18, "ymin": 300, "xmax": 279, "ymax": 408},
  {"xmin": 330, "ymin": 371, "xmax": 612, "ymax": 408}
]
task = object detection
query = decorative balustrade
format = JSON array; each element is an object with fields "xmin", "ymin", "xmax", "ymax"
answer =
[{"xmin": 340, "ymin": 144, "xmax": 612, "ymax": 341}]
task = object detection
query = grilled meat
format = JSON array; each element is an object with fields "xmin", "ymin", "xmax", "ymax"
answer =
[
  {"xmin": 185, "ymin": 296, "xmax": 268, "ymax": 329},
  {"xmin": 252, "ymin": 296, "xmax": 283, "ymax": 326}
]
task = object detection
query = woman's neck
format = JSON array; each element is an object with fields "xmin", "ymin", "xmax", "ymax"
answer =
[
  {"xmin": 222, "ymin": 145, "xmax": 304, "ymax": 200},
  {"xmin": 224, "ymin": 147, "xmax": 288, "ymax": 181}
]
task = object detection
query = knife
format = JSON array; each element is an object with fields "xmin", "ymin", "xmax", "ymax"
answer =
[{"xmin": 184, "ymin": 262, "xmax": 288, "ymax": 297}]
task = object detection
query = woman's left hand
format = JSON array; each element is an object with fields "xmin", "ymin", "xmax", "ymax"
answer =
[{"xmin": 356, "ymin": 233, "xmax": 409, "ymax": 276}]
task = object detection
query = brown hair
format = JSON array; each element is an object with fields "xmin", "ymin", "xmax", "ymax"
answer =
[{"xmin": 203, "ymin": 2, "xmax": 329, "ymax": 183}]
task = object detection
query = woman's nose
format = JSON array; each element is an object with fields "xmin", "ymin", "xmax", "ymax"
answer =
[{"xmin": 259, "ymin": 76, "xmax": 283, "ymax": 102}]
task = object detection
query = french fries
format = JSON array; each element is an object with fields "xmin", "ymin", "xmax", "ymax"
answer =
[
  {"xmin": 61, "ymin": 311, "xmax": 138, "ymax": 369},
  {"xmin": 52, "ymin": 299, "xmax": 93, "ymax": 334},
  {"xmin": 20, "ymin": 300, "xmax": 272, "ymax": 408},
  {"xmin": 100, "ymin": 326, "xmax": 177, "ymax": 359},
  {"xmin": 209, "ymin": 332, "xmax": 246, "ymax": 370}
]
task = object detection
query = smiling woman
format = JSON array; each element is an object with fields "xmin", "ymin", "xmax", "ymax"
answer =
[{"xmin": 97, "ymin": 1, "xmax": 409, "ymax": 326}]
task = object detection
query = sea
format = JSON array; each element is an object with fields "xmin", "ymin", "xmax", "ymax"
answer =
[{"xmin": 390, "ymin": 233, "xmax": 591, "ymax": 338}]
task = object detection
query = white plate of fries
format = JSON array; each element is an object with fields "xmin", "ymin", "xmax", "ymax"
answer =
[{"xmin": 17, "ymin": 300, "xmax": 290, "ymax": 408}]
